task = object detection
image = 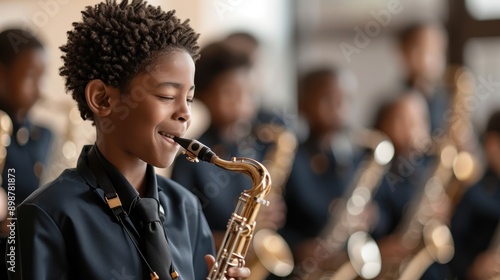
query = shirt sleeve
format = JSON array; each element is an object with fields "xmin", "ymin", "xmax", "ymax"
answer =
[{"xmin": 9, "ymin": 203, "xmax": 68, "ymax": 280}]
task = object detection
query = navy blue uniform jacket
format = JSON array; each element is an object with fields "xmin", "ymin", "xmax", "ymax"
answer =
[
  {"xmin": 281, "ymin": 139, "xmax": 357, "ymax": 249},
  {"xmin": 9, "ymin": 145, "xmax": 214, "ymax": 280}
]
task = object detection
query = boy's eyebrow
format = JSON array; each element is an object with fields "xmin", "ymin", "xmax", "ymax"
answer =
[{"xmin": 156, "ymin": 82, "xmax": 195, "ymax": 91}]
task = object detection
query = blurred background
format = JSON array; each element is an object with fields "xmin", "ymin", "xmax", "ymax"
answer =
[{"xmin": 0, "ymin": 0, "xmax": 499, "ymax": 183}]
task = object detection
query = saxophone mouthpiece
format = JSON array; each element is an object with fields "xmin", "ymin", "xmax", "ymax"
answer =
[{"xmin": 173, "ymin": 136, "xmax": 216, "ymax": 163}]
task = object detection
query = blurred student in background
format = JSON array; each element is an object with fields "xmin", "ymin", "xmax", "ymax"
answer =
[
  {"xmin": 281, "ymin": 68, "xmax": 359, "ymax": 274},
  {"xmin": 370, "ymin": 92, "xmax": 450, "ymax": 279},
  {"xmin": 224, "ymin": 32, "xmax": 260, "ymax": 68},
  {"xmin": 223, "ymin": 31, "xmax": 288, "ymax": 128},
  {"xmin": 450, "ymin": 110, "xmax": 500, "ymax": 280},
  {"xmin": 0, "ymin": 28, "xmax": 53, "ymax": 206},
  {"xmin": 0, "ymin": 28, "xmax": 53, "ymax": 279},
  {"xmin": 398, "ymin": 22, "xmax": 448, "ymax": 132},
  {"xmin": 371, "ymin": 92, "xmax": 431, "ymax": 241}
]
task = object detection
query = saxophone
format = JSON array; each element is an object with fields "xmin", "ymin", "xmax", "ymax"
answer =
[
  {"xmin": 299, "ymin": 128, "xmax": 395, "ymax": 280},
  {"xmin": 173, "ymin": 136, "xmax": 272, "ymax": 280}
]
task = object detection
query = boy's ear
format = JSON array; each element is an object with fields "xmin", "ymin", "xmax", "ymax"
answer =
[{"xmin": 85, "ymin": 79, "xmax": 117, "ymax": 117}]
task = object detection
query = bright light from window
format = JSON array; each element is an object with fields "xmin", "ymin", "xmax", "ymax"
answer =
[{"xmin": 466, "ymin": 0, "xmax": 500, "ymax": 20}]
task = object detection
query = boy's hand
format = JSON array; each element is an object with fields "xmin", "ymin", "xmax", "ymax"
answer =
[{"xmin": 205, "ymin": 255, "xmax": 251, "ymax": 279}]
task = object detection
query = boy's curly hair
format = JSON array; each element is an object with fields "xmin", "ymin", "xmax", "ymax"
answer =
[{"xmin": 59, "ymin": 0, "xmax": 200, "ymax": 122}]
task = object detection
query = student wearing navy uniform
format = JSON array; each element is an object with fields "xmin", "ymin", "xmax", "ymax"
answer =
[
  {"xmin": 450, "ymin": 110, "xmax": 500, "ymax": 280},
  {"xmin": 0, "ymin": 28, "xmax": 53, "ymax": 280},
  {"xmin": 0, "ymin": 29, "xmax": 53, "ymax": 207},
  {"xmin": 398, "ymin": 23, "xmax": 479, "ymax": 171},
  {"xmin": 370, "ymin": 93, "xmax": 432, "ymax": 239},
  {"xmin": 281, "ymin": 68, "xmax": 359, "ymax": 272},
  {"xmin": 397, "ymin": 22, "xmax": 449, "ymax": 133},
  {"xmin": 370, "ymin": 92, "xmax": 450, "ymax": 279},
  {"xmin": 223, "ymin": 32, "xmax": 289, "ymax": 129},
  {"xmin": 10, "ymin": 1, "xmax": 250, "ymax": 279}
]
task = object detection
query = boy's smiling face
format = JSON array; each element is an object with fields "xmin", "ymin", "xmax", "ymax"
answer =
[{"xmin": 96, "ymin": 50, "xmax": 195, "ymax": 168}]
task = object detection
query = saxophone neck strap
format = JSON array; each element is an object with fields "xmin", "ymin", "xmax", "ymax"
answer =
[{"xmin": 87, "ymin": 147, "xmax": 126, "ymax": 220}]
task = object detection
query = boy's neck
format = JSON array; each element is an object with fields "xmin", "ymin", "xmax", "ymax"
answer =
[{"xmin": 96, "ymin": 140, "xmax": 147, "ymax": 196}]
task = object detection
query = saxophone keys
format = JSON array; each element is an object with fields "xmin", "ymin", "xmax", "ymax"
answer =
[
  {"xmin": 255, "ymin": 197, "xmax": 270, "ymax": 206},
  {"xmin": 182, "ymin": 150, "xmax": 199, "ymax": 163}
]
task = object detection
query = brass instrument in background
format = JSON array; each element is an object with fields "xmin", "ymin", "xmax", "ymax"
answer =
[
  {"xmin": 381, "ymin": 66, "xmax": 480, "ymax": 280},
  {"xmin": 246, "ymin": 124, "xmax": 297, "ymax": 279},
  {"xmin": 44, "ymin": 105, "xmax": 84, "ymax": 182},
  {"xmin": 380, "ymin": 141, "xmax": 456, "ymax": 280},
  {"xmin": 304, "ymin": 128, "xmax": 395, "ymax": 280},
  {"xmin": 444, "ymin": 66, "xmax": 482, "ymax": 202},
  {"xmin": 0, "ymin": 110, "xmax": 13, "ymax": 231},
  {"xmin": 173, "ymin": 136, "xmax": 272, "ymax": 280},
  {"xmin": 36, "ymin": 97, "xmax": 95, "ymax": 183},
  {"xmin": 0, "ymin": 111, "xmax": 12, "ymax": 178}
]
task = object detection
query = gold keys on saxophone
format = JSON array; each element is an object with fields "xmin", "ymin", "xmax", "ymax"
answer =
[{"xmin": 173, "ymin": 136, "xmax": 272, "ymax": 280}]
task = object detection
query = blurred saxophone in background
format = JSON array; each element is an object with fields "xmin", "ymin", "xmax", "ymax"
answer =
[
  {"xmin": 444, "ymin": 66, "xmax": 482, "ymax": 202},
  {"xmin": 0, "ymin": 111, "xmax": 12, "ymax": 181},
  {"xmin": 0, "ymin": 111, "xmax": 12, "ymax": 224},
  {"xmin": 42, "ymin": 101, "xmax": 95, "ymax": 183},
  {"xmin": 305, "ymin": 128, "xmax": 394, "ymax": 280},
  {"xmin": 246, "ymin": 124, "xmax": 297, "ymax": 280},
  {"xmin": 173, "ymin": 136, "xmax": 272, "ymax": 280}
]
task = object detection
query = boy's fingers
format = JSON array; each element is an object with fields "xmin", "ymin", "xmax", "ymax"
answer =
[
  {"xmin": 227, "ymin": 267, "xmax": 251, "ymax": 278},
  {"xmin": 205, "ymin": 254, "xmax": 215, "ymax": 271},
  {"xmin": 205, "ymin": 254, "xmax": 251, "ymax": 279}
]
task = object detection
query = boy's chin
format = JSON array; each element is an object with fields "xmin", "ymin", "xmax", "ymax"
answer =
[
  {"xmin": 144, "ymin": 147, "xmax": 180, "ymax": 168},
  {"xmin": 155, "ymin": 159, "xmax": 174, "ymax": 169}
]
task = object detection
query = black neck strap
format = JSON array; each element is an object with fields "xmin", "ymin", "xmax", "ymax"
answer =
[
  {"xmin": 78, "ymin": 146, "xmax": 178, "ymax": 280},
  {"xmin": 87, "ymin": 148, "xmax": 127, "ymax": 219}
]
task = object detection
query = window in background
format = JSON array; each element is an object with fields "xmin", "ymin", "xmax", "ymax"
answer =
[
  {"xmin": 199, "ymin": 0, "xmax": 293, "ymax": 111},
  {"xmin": 466, "ymin": 0, "xmax": 500, "ymax": 20},
  {"xmin": 464, "ymin": 38, "xmax": 500, "ymax": 130}
]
